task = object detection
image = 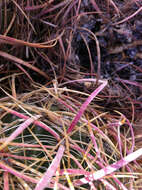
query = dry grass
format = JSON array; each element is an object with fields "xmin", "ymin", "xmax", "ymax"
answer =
[{"xmin": 0, "ymin": 0, "xmax": 142, "ymax": 189}]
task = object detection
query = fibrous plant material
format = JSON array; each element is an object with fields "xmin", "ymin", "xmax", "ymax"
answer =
[
  {"xmin": 0, "ymin": 0, "xmax": 142, "ymax": 189},
  {"xmin": 0, "ymin": 76, "xmax": 141, "ymax": 189}
]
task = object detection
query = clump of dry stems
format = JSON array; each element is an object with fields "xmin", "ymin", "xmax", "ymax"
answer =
[{"xmin": 0, "ymin": 0, "xmax": 142, "ymax": 189}]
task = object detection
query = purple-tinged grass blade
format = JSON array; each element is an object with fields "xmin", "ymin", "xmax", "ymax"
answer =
[
  {"xmin": 0, "ymin": 160, "xmax": 38, "ymax": 183},
  {"xmin": 60, "ymin": 169, "xmax": 90, "ymax": 176},
  {"xmin": 116, "ymin": 78, "xmax": 142, "ymax": 88},
  {"xmin": 34, "ymin": 145, "xmax": 65, "ymax": 190},
  {"xmin": 0, "ymin": 106, "xmax": 60, "ymax": 141},
  {"xmin": 74, "ymin": 148, "xmax": 142, "ymax": 186},
  {"xmin": 87, "ymin": 122, "xmax": 101, "ymax": 159},
  {"xmin": 67, "ymin": 80, "xmax": 107, "ymax": 133},
  {"xmin": 125, "ymin": 117, "xmax": 135, "ymax": 154},
  {"xmin": 70, "ymin": 144, "xmax": 133, "ymax": 189},
  {"xmin": 90, "ymin": 0, "xmax": 101, "ymax": 13},
  {"xmin": 4, "ymin": 171, "xmax": 9, "ymax": 190},
  {"xmin": 50, "ymin": 183, "xmax": 70, "ymax": 190},
  {"xmin": 0, "ymin": 115, "xmax": 41, "ymax": 151},
  {"xmin": 0, "ymin": 152, "xmax": 42, "ymax": 161},
  {"xmin": 114, "ymin": 6, "xmax": 142, "ymax": 25},
  {"xmin": 110, "ymin": 177, "xmax": 128, "ymax": 190},
  {"xmin": 99, "ymin": 179, "xmax": 117, "ymax": 190}
]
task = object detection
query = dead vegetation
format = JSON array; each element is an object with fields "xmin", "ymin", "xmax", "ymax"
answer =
[{"xmin": 0, "ymin": 0, "xmax": 142, "ymax": 189}]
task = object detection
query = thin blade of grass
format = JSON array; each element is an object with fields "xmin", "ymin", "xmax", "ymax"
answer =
[
  {"xmin": 0, "ymin": 106, "xmax": 61, "ymax": 141},
  {"xmin": 0, "ymin": 153, "xmax": 41, "ymax": 161},
  {"xmin": 0, "ymin": 115, "xmax": 40, "ymax": 151},
  {"xmin": 14, "ymin": 62, "xmax": 34, "ymax": 82},
  {"xmin": 74, "ymin": 148, "xmax": 142, "ymax": 185},
  {"xmin": 62, "ymin": 160, "xmax": 75, "ymax": 190},
  {"xmin": 114, "ymin": 6, "xmax": 142, "ymax": 25},
  {"xmin": 67, "ymin": 80, "xmax": 107, "ymax": 133},
  {"xmin": 0, "ymin": 160, "xmax": 38, "ymax": 183},
  {"xmin": 11, "ymin": 0, "xmax": 36, "ymax": 33},
  {"xmin": 116, "ymin": 78, "xmax": 142, "ymax": 89},
  {"xmin": 4, "ymin": 171, "xmax": 9, "ymax": 190},
  {"xmin": 90, "ymin": 0, "xmax": 101, "ymax": 13},
  {"xmin": 0, "ymin": 31, "xmax": 64, "ymax": 48},
  {"xmin": 0, "ymin": 51, "xmax": 50, "ymax": 79},
  {"xmin": 34, "ymin": 145, "xmax": 65, "ymax": 190}
]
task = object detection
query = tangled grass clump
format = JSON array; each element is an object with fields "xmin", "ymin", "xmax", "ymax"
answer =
[
  {"xmin": 0, "ymin": 76, "xmax": 142, "ymax": 189},
  {"xmin": 0, "ymin": 0, "xmax": 142, "ymax": 189}
]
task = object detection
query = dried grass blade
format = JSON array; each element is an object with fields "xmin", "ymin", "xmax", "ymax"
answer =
[
  {"xmin": 4, "ymin": 171, "xmax": 9, "ymax": 190},
  {"xmin": 62, "ymin": 160, "xmax": 75, "ymax": 190},
  {"xmin": 114, "ymin": 6, "xmax": 142, "ymax": 25},
  {"xmin": 14, "ymin": 62, "xmax": 34, "ymax": 81},
  {"xmin": 116, "ymin": 78, "xmax": 142, "ymax": 89},
  {"xmin": 74, "ymin": 148, "xmax": 142, "ymax": 185},
  {"xmin": 0, "ymin": 115, "xmax": 41, "ymax": 151},
  {"xmin": 0, "ymin": 31, "xmax": 64, "ymax": 48},
  {"xmin": 0, "ymin": 50, "xmax": 49, "ymax": 79},
  {"xmin": 0, "ymin": 106, "xmax": 61, "ymax": 141},
  {"xmin": 90, "ymin": 0, "xmax": 101, "ymax": 13},
  {"xmin": 34, "ymin": 145, "xmax": 65, "ymax": 190},
  {"xmin": 11, "ymin": 0, "xmax": 36, "ymax": 33},
  {"xmin": 0, "ymin": 160, "xmax": 38, "ymax": 183},
  {"xmin": 67, "ymin": 80, "xmax": 107, "ymax": 133}
]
